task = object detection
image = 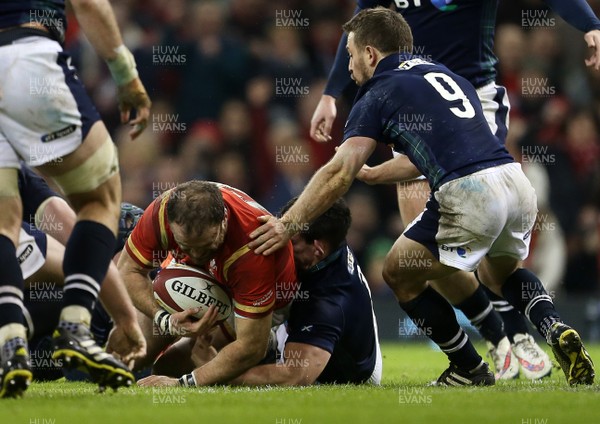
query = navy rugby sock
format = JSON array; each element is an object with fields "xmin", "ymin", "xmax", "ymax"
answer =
[
  {"xmin": 0, "ymin": 235, "xmax": 25, "ymax": 328},
  {"xmin": 501, "ymin": 268, "xmax": 560, "ymax": 339},
  {"xmin": 455, "ymin": 284, "xmax": 505, "ymax": 346},
  {"xmin": 62, "ymin": 221, "xmax": 115, "ymax": 312},
  {"xmin": 400, "ymin": 286, "xmax": 482, "ymax": 370},
  {"xmin": 482, "ymin": 284, "xmax": 529, "ymax": 342}
]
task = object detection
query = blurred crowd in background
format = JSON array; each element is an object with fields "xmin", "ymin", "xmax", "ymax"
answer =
[{"xmin": 63, "ymin": 0, "xmax": 599, "ymax": 298}]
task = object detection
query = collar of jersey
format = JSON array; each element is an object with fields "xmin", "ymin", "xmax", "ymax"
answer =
[
  {"xmin": 373, "ymin": 53, "xmax": 412, "ymax": 77},
  {"xmin": 307, "ymin": 245, "xmax": 345, "ymax": 274}
]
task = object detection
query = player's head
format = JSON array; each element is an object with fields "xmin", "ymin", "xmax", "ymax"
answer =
[
  {"xmin": 281, "ymin": 197, "xmax": 352, "ymax": 271},
  {"xmin": 116, "ymin": 202, "xmax": 144, "ymax": 254},
  {"xmin": 343, "ymin": 7, "xmax": 413, "ymax": 86},
  {"xmin": 166, "ymin": 181, "xmax": 227, "ymax": 265}
]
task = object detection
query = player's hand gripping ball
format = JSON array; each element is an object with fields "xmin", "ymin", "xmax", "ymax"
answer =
[{"xmin": 153, "ymin": 262, "xmax": 232, "ymax": 322}]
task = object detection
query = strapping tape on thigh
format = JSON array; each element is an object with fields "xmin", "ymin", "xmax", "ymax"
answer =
[{"xmin": 52, "ymin": 139, "xmax": 119, "ymax": 195}]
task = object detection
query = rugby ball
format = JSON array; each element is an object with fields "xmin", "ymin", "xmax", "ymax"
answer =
[{"xmin": 153, "ymin": 262, "xmax": 232, "ymax": 322}]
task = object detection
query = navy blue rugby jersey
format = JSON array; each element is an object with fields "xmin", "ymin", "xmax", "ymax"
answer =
[
  {"xmin": 0, "ymin": 1, "xmax": 66, "ymax": 41},
  {"xmin": 286, "ymin": 245, "xmax": 379, "ymax": 384},
  {"xmin": 325, "ymin": 0, "xmax": 600, "ymax": 97},
  {"xmin": 343, "ymin": 54, "xmax": 513, "ymax": 190},
  {"xmin": 365, "ymin": 0, "xmax": 498, "ymax": 89}
]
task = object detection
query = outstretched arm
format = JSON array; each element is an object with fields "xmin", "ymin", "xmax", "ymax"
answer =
[
  {"xmin": 544, "ymin": 0, "xmax": 600, "ymax": 69},
  {"xmin": 357, "ymin": 153, "xmax": 422, "ymax": 185},
  {"xmin": 138, "ymin": 313, "xmax": 273, "ymax": 386},
  {"xmin": 231, "ymin": 342, "xmax": 331, "ymax": 386},
  {"xmin": 70, "ymin": 0, "xmax": 151, "ymax": 138},
  {"xmin": 250, "ymin": 136, "xmax": 377, "ymax": 255},
  {"xmin": 310, "ymin": 8, "xmax": 359, "ymax": 142},
  {"xmin": 102, "ymin": 260, "xmax": 147, "ymax": 363}
]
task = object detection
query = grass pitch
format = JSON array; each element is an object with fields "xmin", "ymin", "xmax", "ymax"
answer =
[{"xmin": 2, "ymin": 343, "xmax": 598, "ymax": 424}]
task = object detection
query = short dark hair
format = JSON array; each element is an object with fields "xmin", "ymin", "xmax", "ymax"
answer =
[
  {"xmin": 166, "ymin": 181, "xmax": 225, "ymax": 235},
  {"xmin": 281, "ymin": 197, "xmax": 352, "ymax": 249},
  {"xmin": 342, "ymin": 7, "xmax": 413, "ymax": 55}
]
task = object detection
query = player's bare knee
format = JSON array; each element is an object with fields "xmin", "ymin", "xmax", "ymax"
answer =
[
  {"xmin": 382, "ymin": 252, "xmax": 407, "ymax": 291},
  {"xmin": 383, "ymin": 258, "xmax": 427, "ymax": 301}
]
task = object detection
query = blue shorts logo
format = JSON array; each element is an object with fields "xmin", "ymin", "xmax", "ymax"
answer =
[
  {"xmin": 456, "ymin": 247, "xmax": 470, "ymax": 258},
  {"xmin": 431, "ymin": 0, "xmax": 457, "ymax": 12}
]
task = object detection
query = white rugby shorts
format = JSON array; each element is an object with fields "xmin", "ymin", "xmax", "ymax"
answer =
[
  {"xmin": 404, "ymin": 163, "xmax": 538, "ymax": 271},
  {"xmin": 0, "ymin": 36, "xmax": 101, "ymax": 168}
]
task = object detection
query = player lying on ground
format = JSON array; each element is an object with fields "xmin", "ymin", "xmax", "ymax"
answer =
[
  {"xmin": 118, "ymin": 181, "xmax": 299, "ymax": 386},
  {"xmin": 250, "ymin": 8, "xmax": 595, "ymax": 386},
  {"xmin": 140, "ymin": 198, "xmax": 382, "ymax": 386}
]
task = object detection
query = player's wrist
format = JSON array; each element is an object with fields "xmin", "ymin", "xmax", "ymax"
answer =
[
  {"xmin": 279, "ymin": 216, "xmax": 300, "ymax": 238},
  {"xmin": 106, "ymin": 45, "xmax": 139, "ymax": 86},
  {"xmin": 360, "ymin": 167, "xmax": 376, "ymax": 185},
  {"xmin": 178, "ymin": 372, "xmax": 197, "ymax": 387},
  {"xmin": 153, "ymin": 309, "xmax": 172, "ymax": 336}
]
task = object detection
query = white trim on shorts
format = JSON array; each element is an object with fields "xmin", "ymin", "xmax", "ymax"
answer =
[
  {"xmin": 367, "ymin": 319, "xmax": 383, "ymax": 385},
  {"xmin": 18, "ymin": 227, "xmax": 46, "ymax": 279}
]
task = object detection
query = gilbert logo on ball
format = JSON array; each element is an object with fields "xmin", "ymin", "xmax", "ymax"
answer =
[{"xmin": 153, "ymin": 261, "xmax": 232, "ymax": 321}]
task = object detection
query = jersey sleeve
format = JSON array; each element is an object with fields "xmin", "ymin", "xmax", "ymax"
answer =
[
  {"xmin": 125, "ymin": 196, "xmax": 170, "ymax": 269},
  {"xmin": 226, "ymin": 250, "xmax": 277, "ymax": 319},
  {"xmin": 286, "ymin": 300, "xmax": 344, "ymax": 354},
  {"xmin": 545, "ymin": 0, "xmax": 600, "ymax": 33},
  {"xmin": 343, "ymin": 91, "xmax": 384, "ymax": 142}
]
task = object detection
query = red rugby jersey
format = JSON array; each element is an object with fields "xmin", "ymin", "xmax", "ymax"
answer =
[{"xmin": 126, "ymin": 183, "xmax": 298, "ymax": 318}]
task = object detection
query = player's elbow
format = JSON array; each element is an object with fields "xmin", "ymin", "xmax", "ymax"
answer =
[
  {"xmin": 322, "ymin": 162, "xmax": 354, "ymax": 193},
  {"xmin": 336, "ymin": 172, "xmax": 355, "ymax": 190},
  {"xmin": 280, "ymin": 368, "xmax": 317, "ymax": 386}
]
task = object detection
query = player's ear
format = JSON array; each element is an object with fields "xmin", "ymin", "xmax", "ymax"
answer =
[
  {"xmin": 365, "ymin": 45, "xmax": 378, "ymax": 66},
  {"xmin": 313, "ymin": 240, "xmax": 326, "ymax": 259}
]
